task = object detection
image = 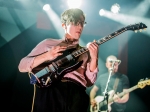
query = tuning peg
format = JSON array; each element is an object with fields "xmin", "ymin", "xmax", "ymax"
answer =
[
  {"xmin": 145, "ymin": 77, "xmax": 149, "ymax": 80},
  {"xmin": 140, "ymin": 79, "xmax": 144, "ymax": 81},
  {"xmin": 134, "ymin": 30, "xmax": 137, "ymax": 33}
]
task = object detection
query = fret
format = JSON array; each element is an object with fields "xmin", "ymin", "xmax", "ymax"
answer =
[
  {"xmin": 96, "ymin": 28, "xmax": 127, "ymax": 45},
  {"xmin": 72, "ymin": 47, "xmax": 88, "ymax": 58}
]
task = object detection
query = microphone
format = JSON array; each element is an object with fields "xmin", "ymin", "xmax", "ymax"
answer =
[{"xmin": 109, "ymin": 60, "xmax": 121, "ymax": 64}]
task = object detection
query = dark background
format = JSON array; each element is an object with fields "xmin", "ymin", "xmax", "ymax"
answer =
[{"xmin": 0, "ymin": 0, "xmax": 150, "ymax": 112}]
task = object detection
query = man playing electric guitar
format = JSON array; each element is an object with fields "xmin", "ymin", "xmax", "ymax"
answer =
[
  {"xmin": 90, "ymin": 55, "xmax": 130, "ymax": 112},
  {"xmin": 18, "ymin": 8, "xmax": 99, "ymax": 112}
]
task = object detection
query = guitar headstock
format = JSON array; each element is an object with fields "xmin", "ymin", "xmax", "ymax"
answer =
[
  {"xmin": 126, "ymin": 22, "xmax": 147, "ymax": 32},
  {"xmin": 137, "ymin": 78, "xmax": 150, "ymax": 89}
]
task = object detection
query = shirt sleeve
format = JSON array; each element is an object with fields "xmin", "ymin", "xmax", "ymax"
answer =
[
  {"xmin": 85, "ymin": 63, "xmax": 99, "ymax": 87},
  {"xmin": 18, "ymin": 39, "xmax": 53, "ymax": 73},
  {"xmin": 18, "ymin": 56, "xmax": 35, "ymax": 73},
  {"xmin": 94, "ymin": 75, "xmax": 101, "ymax": 87},
  {"xmin": 122, "ymin": 75, "xmax": 130, "ymax": 89}
]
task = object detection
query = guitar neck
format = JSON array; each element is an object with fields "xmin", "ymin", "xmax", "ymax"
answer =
[
  {"xmin": 56, "ymin": 22, "xmax": 146, "ymax": 69},
  {"xmin": 96, "ymin": 27, "xmax": 127, "ymax": 45},
  {"xmin": 72, "ymin": 27, "xmax": 127, "ymax": 58},
  {"xmin": 108, "ymin": 85, "xmax": 138, "ymax": 103},
  {"xmin": 98, "ymin": 78, "xmax": 150, "ymax": 110},
  {"xmin": 100, "ymin": 85, "xmax": 138, "ymax": 107}
]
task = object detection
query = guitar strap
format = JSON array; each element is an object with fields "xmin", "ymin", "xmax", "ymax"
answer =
[{"xmin": 113, "ymin": 76, "xmax": 120, "ymax": 93}]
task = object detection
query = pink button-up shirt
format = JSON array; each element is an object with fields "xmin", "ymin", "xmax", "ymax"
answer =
[{"xmin": 18, "ymin": 38, "xmax": 98, "ymax": 87}]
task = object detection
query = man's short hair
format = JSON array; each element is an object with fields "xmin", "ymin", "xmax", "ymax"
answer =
[
  {"xmin": 61, "ymin": 8, "xmax": 85, "ymax": 25},
  {"xmin": 106, "ymin": 55, "xmax": 117, "ymax": 62}
]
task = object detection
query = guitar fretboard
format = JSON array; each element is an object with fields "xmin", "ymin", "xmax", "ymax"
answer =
[
  {"xmin": 55, "ymin": 22, "xmax": 147, "ymax": 67},
  {"xmin": 96, "ymin": 27, "xmax": 127, "ymax": 45},
  {"xmin": 71, "ymin": 27, "xmax": 127, "ymax": 58}
]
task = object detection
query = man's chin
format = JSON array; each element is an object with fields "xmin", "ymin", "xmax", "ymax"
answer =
[{"xmin": 74, "ymin": 36, "xmax": 80, "ymax": 40}]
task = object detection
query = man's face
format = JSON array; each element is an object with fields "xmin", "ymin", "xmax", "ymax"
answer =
[
  {"xmin": 64, "ymin": 16, "xmax": 85, "ymax": 41},
  {"xmin": 106, "ymin": 61, "xmax": 119, "ymax": 73}
]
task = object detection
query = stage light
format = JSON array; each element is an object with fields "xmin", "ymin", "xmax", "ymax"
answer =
[
  {"xmin": 44, "ymin": 5, "xmax": 64, "ymax": 38},
  {"xmin": 99, "ymin": 9, "xmax": 105, "ymax": 16},
  {"xmin": 111, "ymin": 3, "xmax": 120, "ymax": 14},
  {"xmin": 43, "ymin": 4, "xmax": 50, "ymax": 11},
  {"xmin": 67, "ymin": 0, "xmax": 82, "ymax": 8}
]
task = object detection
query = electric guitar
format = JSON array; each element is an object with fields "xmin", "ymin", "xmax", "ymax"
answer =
[
  {"xmin": 29, "ymin": 22, "xmax": 147, "ymax": 88},
  {"xmin": 90, "ymin": 78, "xmax": 150, "ymax": 112}
]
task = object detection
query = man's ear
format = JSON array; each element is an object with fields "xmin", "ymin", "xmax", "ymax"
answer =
[
  {"xmin": 62, "ymin": 23, "xmax": 66, "ymax": 29},
  {"xmin": 106, "ymin": 62, "xmax": 108, "ymax": 68}
]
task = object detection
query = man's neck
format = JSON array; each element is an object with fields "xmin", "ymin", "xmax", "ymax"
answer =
[{"xmin": 64, "ymin": 36, "xmax": 79, "ymax": 44}]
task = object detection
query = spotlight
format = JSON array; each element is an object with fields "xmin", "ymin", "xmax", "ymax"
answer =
[
  {"xmin": 43, "ymin": 4, "xmax": 50, "ymax": 11},
  {"xmin": 111, "ymin": 3, "xmax": 120, "ymax": 14},
  {"xmin": 67, "ymin": 0, "xmax": 82, "ymax": 8},
  {"xmin": 99, "ymin": 9, "xmax": 105, "ymax": 16}
]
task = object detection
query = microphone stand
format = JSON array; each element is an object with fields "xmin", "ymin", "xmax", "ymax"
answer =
[{"xmin": 102, "ymin": 62, "xmax": 115, "ymax": 112}]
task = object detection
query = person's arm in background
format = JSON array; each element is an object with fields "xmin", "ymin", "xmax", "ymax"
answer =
[
  {"xmin": 114, "ymin": 75, "xmax": 130, "ymax": 103},
  {"xmin": 113, "ymin": 89, "xmax": 129, "ymax": 103},
  {"xmin": 90, "ymin": 85, "xmax": 99, "ymax": 106}
]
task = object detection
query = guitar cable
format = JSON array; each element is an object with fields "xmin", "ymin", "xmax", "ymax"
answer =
[{"xmin": 28, "ymin": 72, "xmax": 36, "ymax": 112}]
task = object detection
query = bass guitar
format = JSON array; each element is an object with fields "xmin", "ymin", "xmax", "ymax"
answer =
[
  {"xmin": 29, "ymin": 22, "xmax": 147, "ymax": 88},
  {"xmin": 90, "ymin": 78, "xmax": 150, "ymax": 112}
]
